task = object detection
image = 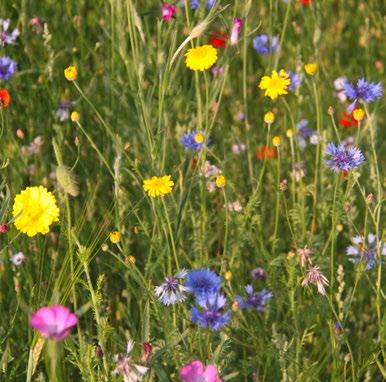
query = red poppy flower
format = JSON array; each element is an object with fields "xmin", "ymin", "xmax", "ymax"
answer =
[
  {"xmin": 0, "ymin": 89, "xmax": 10, "ymax": 107},
  {"xmin": 299, "ymin": 0, "xmax": 311, "ymax": 4},
  {"xmin": 256, "ymin": 145, "xmax": 277, "ymax": 160},
  {"xmin": 339, "ymin": 112, "xmax": 358, "ymax": 128},
  {"xmin": 210, "ymin": 32, "xmax": 228, "ymax": 48}
]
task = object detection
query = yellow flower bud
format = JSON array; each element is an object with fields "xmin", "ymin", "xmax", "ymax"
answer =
[
  {"xmin": 109, "ymin": 231, "xmax": 121, "ymax": 244},
  {"xmin": 194, "ymin": 133, "xmax": 204, "ymax": 143},
  {"xmin": 352, "ymin": 108, "xmax": 365, "ymax": 121},
  {"xmin": 101, "ymin": 243, "xmax": 109, "ymax": 252},
  {"xmin": 224, "ymin": 271, "xmax": 232, "ymax": 280},
  {"xmin": 305, "ymin": 63, "xmax": 318, "ymax": 75},
  {"xmin": 64, "ymin": 65, "xmax": 78, "ymax": 81},
  {"xmin": 264, "ymin": 111, "xmax": 275, "ymax": 124},
  {"xmin": 126, "ymin": 255, "xmax": 136, "ymax": 265},
  {"xmin": 70, "ymin": 111, "xmax": 80, "ymax": 122},
  {"xmin": 272, "ymin": 136, "xmax": 281, "ymax": 147},
  {"xmin": 286, "ymin": 128, "xmax": 294, "ymax": 138}
]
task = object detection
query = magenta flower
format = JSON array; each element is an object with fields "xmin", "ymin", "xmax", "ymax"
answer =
[
  {"xmin": 180, "ymin": 360, "xmax": 222, "ymax": 382},
  {"xmin": 230, "ymin": 18, "xmax": 243, "ymax": 45},
  {"xmin": 162, "ymin": 3, "xmax": 176, "ymax": 21},
  {"xmin": 30, "ymin": 305, "xmax": 78, "ymax": 340}
]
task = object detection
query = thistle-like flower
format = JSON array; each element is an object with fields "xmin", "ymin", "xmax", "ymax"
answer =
[
  {"xmin": 302, "ymin": 266, "xmax": 329, "ymax": 295},
  {"xmin": 155, "ymin": 270, "xmax": 189, "ymax": 305}
]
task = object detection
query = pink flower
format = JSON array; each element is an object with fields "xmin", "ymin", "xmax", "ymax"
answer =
[
  {"xmin": 162, "ymin": 3, "xmax": 176, "ymax": 21},
  {"xmin": 180, "ymin": 360, "xmax": 222, "ymax": 382},
  {"xmin": 30, "ymin": 305, "xmax": 78, "ymax": 340},
  {"xmin": 230, "ymin": 18, "xmax": 243, "ymax": 45}
]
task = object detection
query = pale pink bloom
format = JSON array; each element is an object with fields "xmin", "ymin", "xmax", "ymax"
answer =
[
  {"xmin": 162, "ymin": 3, "xmax": 176, "ymax": 21},
  {"xmin": 227, "ymin": 200, "xmax": 242, "ymax": 212},
  {"xmin": 114, "ymin": 340, "xmax": 148, "ymax": 382},
  {"xmin": 297, "ymin": 246, "xmax": 312, "ymax": 267},
  {"xmin": 230, "ymin": 18, "xmax": 243, "ymax": 45},
  {"xmin": 212, "ymin": 66, "xmax": 224, "ymax": 75},
  {"xmin": 207, "ymin": 181, "xmax": 216, "ymax": 193},
  {"xmin": 180, "ymin": 360, "xmax": 222, "ymax": 382},
  {"xmin": 30, "ymin": 305, "xmax": 78, "ymax": 340},
  {"xmin": 202, "ymin": 160, "xmax": 220, "ymax": 178},
  {"xmin": 231, "ymin": 143, "xmax": 246, "ymax": 155},
  {"xmin": 301, "ymin": 266, "xmax": 329, "ymax": 295},
  {"xmin": 336, "ymin": 90, "xmax": 347, "ymax": 103}
]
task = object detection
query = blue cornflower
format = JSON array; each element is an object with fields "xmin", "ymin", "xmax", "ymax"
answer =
[
  {"xmin": 191, "ymin": 292, "xmax": 231, "ymax": 330},
  {"xmin": 325, "ymin": 143, "xmax": 365, "ymax": 172},
  {"xmin": 236, "ymin": 285, "xmax": 273, "ymax": 312},
  {"xmin": 346, "ymin": 234, "xmax": 386, "ymax": 270},
  {"xmin": 180, "ymin": 130, "xmax": 209, "ymax": 150},
  {"xmin": 185, "ymin": 268, "xmax": 221, "ymax": 296},
  {"xmin": 253, "ymin": 34, "xmax": 279, "ymax": 55},
  {"xmin": 155, "ymin": 269, "xmax": 189, "ymax": 305},
  {"xmin": 207, "ymin": 0, "xmax": 216, "ymax": 8},
  {"xmin": 287, "ymin": 70, "xmax": 302, "ymax": 91},
  {"xmin": 343, "ymin": 78, "xmax": 383, "ymax": 112},
  {"xmin": 0, "ymin": 56, "xmax": 17, "ymax": 80}
]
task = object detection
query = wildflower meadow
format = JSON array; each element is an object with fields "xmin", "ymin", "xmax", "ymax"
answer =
[{"xmin": 0, "ymin": 0, "xmax": 385, "ymax": 381}]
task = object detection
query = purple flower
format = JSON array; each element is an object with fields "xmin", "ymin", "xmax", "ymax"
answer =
[
  {"xmin": 253, "ymin": 34, "xmax": 279, "ymax": 55},
  {"xmin": 287, "ymin": 70, "xmax": 302, "ymax": 90},
  {"xmin": 181, "ymin": 131, "xmax": 209, "ymax": 150},
  {"xmin": 343, "ymin": 78, "xmax": 383, "ymax": 112},
  {"xmin": 346, "ymin": 234, "xmax": 386, "ymax": 270},
  {"xmin": 30, "ymin": 305, "xmax": 78, "ymax": 340},
  {"xmin": 0, "ymin": 56, "xmax": 17, "ymax": 80},
  {"xmin": 236, "ymin": 285, "xmax": 273, "ymax": 312},
  {"xmin": 325, "ymin": 143, "xmax": 365, "ymax": 172},
  {"xmin": 207, "ymin": 0, "xmax": 216, "ymax": 9},
  {"xmin": 191, "ymin": 293, "xmax": 231, "ymax": 330},
  {"xmin": 0, "ymin": 19, "xmax": 20, "ymax": 46},
  {"xmin": 154, "ymin": 270, "xmax": 189, "ymax": 305},
  {"xmin": 55, "ymin": 100, "xmax": 72, "ymax": 122},
  {"xmin": 296, "ymin": 119, "xmax": 317, "ymax": 148},
  {"xmin": 250, "ymin": 267, "xmax": 266, "ymax": 281}
]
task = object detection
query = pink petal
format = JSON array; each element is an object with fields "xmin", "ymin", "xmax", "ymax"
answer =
[
  {"xmin": 180, "ymin": 360, "xmax": 205, "ymax": 382},
  {"xmin": 203, "ymin": 365, "xmax": 221, "ymax": 382}
]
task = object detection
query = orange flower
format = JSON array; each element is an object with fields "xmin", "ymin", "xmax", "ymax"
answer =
[
  {"xmin": 0, "ymin": 89, "xmax": 10, "ymax": 107},
  {"xmin": 256, "ymin": 145, "xmax": 277, "ymax": 160}
]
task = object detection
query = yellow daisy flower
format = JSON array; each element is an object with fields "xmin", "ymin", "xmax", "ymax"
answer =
[
  {"xmin": 185, "ymin": 45, "xmax": 218, "ymax": 71},
  {"xmin": 64, "ymin": 65, "xmax": 78, "ymax": 81},
  {"xmin": 143, "ymin": 175, "xmax": 174, "ymax": 197},
  {"xmin": 258, "ymin": 70, "xmax": 291, "ymax": 100},
  {"xmin": 109, "ymin": 231, "xmax": 121, "ymax": 244},
  {"xmin": 12, "ymin": 186, "xmax": 60, "ymax": 237}
]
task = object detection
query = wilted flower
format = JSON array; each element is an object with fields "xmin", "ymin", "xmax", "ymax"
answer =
[
  {"xmin": 201, "ymin": 160, "xmax": 220, "ymax": 178},
  {"xmin": 141, "ymin": 342, "xmax": 152, "ymax": 364},
  {"xmin": 343, "ymin": 78, "xmax": 383, "ymax": 112},
  {"xmin": 293, "ymin": 162, "xmax": 305, "ymax": 182},
  {"xmin": 10, "ymin": 251, "xmax": 26, "ymax": 266},
  {"xmin": 0, "ymin": 19, "xmax": 20, "ymax": 46},
  {"xmin": 0, "ymin": 56, "xmax": 17, "ymax": 80},
  {"xmin": 30, "ymin": 305, "xmax": 78, "ymax": 340},
  {"xmin": 113, "ymin": 340, "xmax": 148, "ymax": 382},
  {"xmin": 346, "ymin": 234, "xmax": 386, "ymax": 270},
  {"xmin": 191, "ymin": 292, "xmax": 231, "ymax": 330},
  {"xmin": 236, "ymin": 285, "xmax": 273, "ymax": 311},
  {"xmin": 325, "ymin": 143, "xmax": 365, "ymax": 172},
  {"xmin": 30, "ymin": 17, "xmax": 43, "ymax": 34},
  {"xmin": 302, "ymin": 266, "xmax": 329, "ymax": 295},
  {"xmin": 230, "ymin": 18, "xmax": 243, "ymax": 45},
  {"xmin": 253, "ymin": 34, "xmax": 279, "ymax": 55},
  {"xmin": 186, "ymin": 268, "xmax": 221, "ymax": 296},
  {"xmin": 21, "ymin": 136, "xmax": 44, "ymax": 156},
  {"xmin": 161, "ymin": 3, "xmax": 176, "ymax": 21},
  {"xmin": 297, "ymin": 246, "xmax": 312, "ymax": 267},
  {"xmin": 180, "ymin": 360, "xmax": 222, "ymax": 382},
  {"xmin": 154, "ymin": 269, "xmax": 189, "ymax": 305}
]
